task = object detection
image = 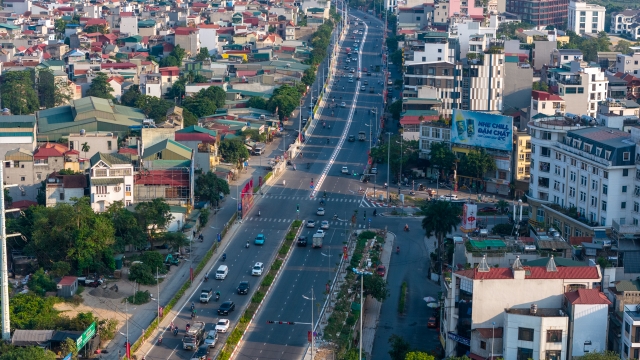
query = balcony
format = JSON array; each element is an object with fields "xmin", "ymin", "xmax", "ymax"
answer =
[
  {"xmin": 557, "ymin": 77, "xmax": 582, "ymax": 86},
  {"xmin": 544, "ymin": 203, "xmax": 602, "ymax": 227},
  {"xmin": 539, "ymin": 162, "xmax": 550, "ymax": 172},
  {"xmin": 538, "ymin": 178, "xmax": 550, "ymax": 188}
]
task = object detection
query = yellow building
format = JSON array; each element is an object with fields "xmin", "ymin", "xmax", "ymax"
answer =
[{"xmin": 512, "ymin": 131, "xmax": 531, "ymax": 199}]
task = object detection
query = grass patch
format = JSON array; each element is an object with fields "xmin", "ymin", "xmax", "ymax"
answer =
[
  {"xmin": 261, "ymin": 274, "xmax": 275, "ymax": 287},
  {"xmin": 271, "ymin": 259, "xmax": 283, "ymax": 271},
  {"xmin": 398, "ymin": 282, "xmax": 407, "ymax": 314},
  {"xmin": 251, "ymin": 291, "xmax": 265, "ymax": 304},
  {"xmin": 76, "ymin": 285, "xmax": 85, "ymax": 295}
]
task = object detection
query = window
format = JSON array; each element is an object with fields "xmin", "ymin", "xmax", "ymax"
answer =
[
  {"xmin": 624, "ymin": 152, "xmax": 631, "ymax": 161},
  {"xmin": 96, "ymin": 186, "xmax": 107, "ymax": 194},
  {"xmin": 480, "ymin": 341, "xmax": 486, "ymax": 349},
  {"xmin": 634, "ymin": 202, "xmax": 639, "ymax": 212},
  {"xmin": 580, "ymin": 191, "xmax": 586, "ymax": 202},
  {"xmin": 36, "ymin": 173, "xmax": 42, "ymax": 180},
  {"xmin": 59, "ymin": 192, "xmax": 65, "ymax": 201},
  {"xmin": 20, "ymin": 176, "xmax": 25, "ymax": 181},
  {"xmin": 518, "ymin": 347, "xmax": 534, "ymax": 360},
  {"xmin": 570, "ymin": 171, "xmax": 576, "ymax": 182},
  {"xmin": 555, "ymin": 152, "xmax": 562, "ymax": 160},
  {"xmin": 554, "ymin": 165, "xmax": 561, "ymax": 175},
  {"xmin": 622, "ymin": 201, "xmax": 627, "ymax": 209},
  {"xmin": 107, "ymin": 141, "xmax": 112, "ymax": 151},
  {"xmin": 602, "ymin": 201, "xmax": 607, "ymax": 211},
  {"xmin": 569, "ymin": 187, "xmax": 576, "ymax": 197},
  {"xmin": 547, "ymin": 330, "xmax": 562, "ymax": 342},
  {"xmin": 604, "ymin": 170, "xmax": 609, "ymax": 179},
  {"xmin": 546, "ymin": 350, "xmax": 562, "ymax": 360},
  {"xmin": 623, "ymin": 169, "xmax": 629, "ymax": 176},
  {"xmin": 518, "ymin": 327, "xmax": 534, "ymax": 341},
  {"xmin": 571, "ymin": 158, "xmax": 577, "ymax": 166},
  {"xmin": 591, "ymin": 196, "xmax": 597, "ymax": 206},
  {"xmin": 541, "ymin": 131, "xmax": 551, "ymax": 140},
  {"xmin": 580, "ymin": 176, "xmax": 587, "ymax": 186},
  {"xmin": 592, "ymin": 180, "xmax": 598, "ymax": 190},
  {"xmin": 635, "ymin": 186, "xmax": 640, "ymax": 196}
]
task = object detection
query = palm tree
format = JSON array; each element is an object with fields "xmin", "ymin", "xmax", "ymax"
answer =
[
  {"xmin": 81, "ymin": 142, "xmax": 90, "ymax": 159},
  {"xmin": 496, "ymin": 199, "xmax": 509, "ymax": 214},
  {"xmin": 422, "ymin": 200, "xmax": 461, "ymax": 284}
]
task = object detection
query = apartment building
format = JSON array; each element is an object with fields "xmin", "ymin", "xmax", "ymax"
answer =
[
  {"xmin": 442, "ymin": 256, "xmax": 603, "ymax": 359},
  {"xmin": 506, "ymin": 0, "xmax": 569, "ymax": 28},
  {"xmin": 513, "ymin": 131, "xmax": 532, "ymax": 183},
  {"xmin": 89, "ymin": 152, "xmax": 135, "ymax": 212},
  {"xmin": 404, "ymin": 63, "xmax": 455, "ymax": 117},
  {"xmin": 504, "ymin": 54, "xmax": 534, "ymax": 110},
  {"xmin": 418, "ymin": 120, "xmax": 451, "ymax": 160},
  {"xmin": 174, "ymin": 27, "xmax": 200, "ymax": 56},
  {"xmin": 596, "ymin": 99, "xmax": 640, "ymax": 131},
  {"xmin": 567, "ymin": 1, "xmax": 606, "ymax": 34},
  {"xmin": 403, "ymin": 32, "xmax": 454, "ymax": 66},
  {"xmin": 610, "ymin": 9, "xmax": 640, "ymax": 39},
  {"xmin": 44, "ymin": 172, "xmax": 87, "ymax": 207},
  {"xmin": 548, "ymin": 61, "xmax": 608, "ymax": 118},
  {"xmin": 453, "ymin": 49, "xmax": 505, "ymax": 112},
  {"xmin": 528, "ymin": 118, "xmax": 636, "ymax": 238},
  {"xmin": 615, "ymin": 47, "xmax": 640, "ymax": 75},
  {"xmin": 530, "ymin": 91, "xmax": 566, "ymax": 119},
  {"xmin": 453, "ymin": 19, "xmax": 498, "ymax": 60}
]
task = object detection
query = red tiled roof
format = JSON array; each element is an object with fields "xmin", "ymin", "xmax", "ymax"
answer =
[
  {"xmin": 33, "ymin": 143, "xmax": 68, "ymax": 159},
  {"xmin": 135, "ymin": 170, "xmax": 189, "ymax": 187},
  {"xmin": 174, "ymin": 27, "xmax": 199, "ymax": 35},
  {"xmin": 120, "ymin": 11, "xmax": 134, "ymax": 16},
  {"xmin": 11, "ymin": 200, "xmax": 37, "ymax": 210},
  {"xmin": 118, "ymin": 147, "xmax": 138, "ymax": 155},
  {"xmin": 85, "ymin": 18, "xmax": 107, "ymax": 26},
  {"xmin": 400, "ymin": 115, "xmax": 439, "ymax": 125},
  {"xmin": 58, "ymin": 276, "xmax": 77, "ymax": 286},
  {"xmin": 455, "ymin": 266, "xmax": 600, "ymax": 280},
  {"xmin": 565, "ymin": 288, "xmax": 611, "ymax": 305},
  {"xmin": 531, "ymin": 90, "xmax": 563, "ymax": 101},
  {"xmin": 101, "ymin": 62, "xmax": 136, "ymax": 69},
  {"xmin": 569, "ymin": 236, "xmax": 592, "ymax": 246}
]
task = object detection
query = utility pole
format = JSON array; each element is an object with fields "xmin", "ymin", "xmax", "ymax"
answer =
[
  {"xmin": 359, "ymin": 274, "xmax": 364, "ymax": 360},
  {"xmin": 126, "ymin": 299, "xmax": 129, "ymax": 359},
  {"xmin": 0, "ymin": 165, "xmax": 21, "ymax": 341},
  {"xmin": 311, "ymin": 287, "xmax": 314, "ymax": 360},
  {"xmin": 386, "ymin": 132, "xmax": 390, "ymax": 203}
]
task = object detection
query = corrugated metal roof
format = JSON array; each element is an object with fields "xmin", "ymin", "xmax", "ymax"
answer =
[
  {"xmin": 90, "ymin": 152, "xmax": 132, "ymax": 167},
  {"xmin": 92, "ymin": 177, "xmax": 124, "ymax": 185},
  {"xmin": 5, "ymin": 148, "xmax": 33, "ymax": 161},
  {"xmin": 143, "ymin": 139, "xmax": 192, "ymax": 161},
  {"xmin": 0, "ymin": 115, "xmax": 36, "ymax": 127}
]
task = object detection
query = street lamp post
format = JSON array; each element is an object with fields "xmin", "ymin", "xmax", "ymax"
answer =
[
  {"xmin": 491, "ymin": 321, "xmax": 495, "ymax": 358},
  {"xmin": 303, "ymin": 289, "xmax": 316, "ymax": 360},
  {"xmin": 386, "ymin": 132, "xmax": 391, "ymax": 202}
]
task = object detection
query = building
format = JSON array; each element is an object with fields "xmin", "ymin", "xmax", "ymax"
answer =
[
  {"xmin": 550, "ymin": 49, "xmax": 584, "ymax": 68},
  {"xmin": 36, "ymin": 97, "xmax": 146, "ymax": 141},
  {"xmin": 453, "ymin": 19, "xmax": 498, "ymax": 61},
  {"xmin": 610, "ymin": 9, "xmax": 640, "ymax": 39},
  {"xmin": 174, "ymin": 27, "xmax": 200, "ymax": 57},
  {"xmin": 89, "ymin": 153, "xmax": 135, "ymax": 212},
  {"xmin": 615, "ymin": 47, "xmax": 640, "ymax": 76},
  {"xmin": 68, "ymin": 132, "xmax": 119, "ymax": 161},
  {"xmin": 565, "ymin": 288, "xmax": 611, "ymax": 357},
  {"xmin": 528, "ymin": 120, "xmax": 636, "ymax": 237},
  {"xmin": 0, "ymin": 115, "xmax": 37, "ymax": 158},
  {"xmin": 174, "ymin": 125, "xmax": 219, "ymax": 172},
  {"xmin": 453, "ymin": 49, "xmax": 505, "ymax": 112},
  {"xmin": 159, "ymin": 67, "xmax": 181, "ymax": 96},
  {"xmin": 567, "ymin": 1, "xmax": 606, "ymax": 34},
  {"xmin": 418, "ymin": 120, "xmax": 451, "ymax": 163},
  {"xmin": 44, "ymin": 172, "xmax": 87, "ymax": 207},
  {"xmin": 56, "ymin": 276, "xmax": 78, "ymax": 298},
  {"xmin": 530, "ymin": 90, "xmax": 566, "ymax": 119},
  {"xmin": 506, "ymin": 0, "xmax": 568, "ymax": 28},
  {"xmin": 621, "ymin": 304, "xmax": 640, "ymax": 359},
  {"xmin": 137, "ymin": 139, "xmax": 193, "ymax": 205},
  {"xmin": 513, "ymin": 131, "xmax": 532, "ymax": 195},
  {"xmin": 442, "ymin": 256, "xmax": 602, "ymax": 359},
  {"xmin": 607, "ymin": 73, "xmax": 630, "ymax": 100},
  {"xmin": 404, "ymin": 60, "xmax": 456, "ymax": 117},
  {"xmin": 504, "ymin": 53, "xmax": 533, "ymax": 110},
  {"xmin": 547, "ymin": 61, "xmax": 608, "ymax": 118},
  {"xmin": 403, "ymin": 32, "xmax": 454, "ymax": 65},
  {"xmin": 596, "ymin": 99, "xmax": 640, "ymax": 131},
  {"xmin": 119, "ymin": 13, "xmax": 138, "ymax": 36},
  {"xmin": 140, "ymin": 73, "xmax": 162, "ymax": 98}
]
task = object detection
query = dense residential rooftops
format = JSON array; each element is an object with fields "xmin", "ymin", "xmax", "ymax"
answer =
[{"xmin": 456, "ymin": 266, "xmax": 600, "ymax": 280}]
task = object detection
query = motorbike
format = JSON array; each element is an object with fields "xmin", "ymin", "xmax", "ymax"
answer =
[
  {"xmin": 307, "ymin": 163, "xmax": 311, "ymax": 169},
  {"xmin": 373, "ymin": 210, "xmax": 377, "ymax": 217},
  {"xmin": 409, "ymin": 191, "xmax": 415, "ymax": 195},
  {"xmin": 204, "ymin": 275, "xmax": 209, "ymax": 282},
  {"xmin": 396, "ymin": 247, "xmax": 400, "ymax": 254},
  {"xmin": 215, "ymin": 293, "xmax": 220, "ymax": 301},
  {"xmin": 293, "ymin": 164, "xmax": 296, "ymax": 170},
  {"xmin": 158, "ymin": 336, "xmax": 163, "ymax": 345},
  {"xmin": 404, "ymin": 226, "xmax": 409, "ymax": 232},
  {"xmin": 333, "ymin": 214, "xmax": 338, "ymax": 220},
  {"xmin": 172, "ymin": 328, "xmax": 178, "ymax": 336},
  {"xmin": 222, "ymin": 254, "xmax": 227, "ymax": 261},
  {"xmin": 245, "ymin": 242, "xmax": 250, "ymax": 248}
]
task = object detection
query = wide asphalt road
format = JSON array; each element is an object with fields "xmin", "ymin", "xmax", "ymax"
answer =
[{"xmin": 234, "ymin": 13, "xmax": 387, "ymax": 359}]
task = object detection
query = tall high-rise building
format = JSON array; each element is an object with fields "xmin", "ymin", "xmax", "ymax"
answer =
[{"xmin": 506, "ymin": 0, "xmax": 568, "ymax": 28}]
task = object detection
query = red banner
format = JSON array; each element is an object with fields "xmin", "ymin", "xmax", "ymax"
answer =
[
  {"xmin": 125, "ymin": 342, "xmax": 131, "ymax": 359},
  {"xmin": 190, "ymin": 267, "xmax": 194, "ymax": 283}
]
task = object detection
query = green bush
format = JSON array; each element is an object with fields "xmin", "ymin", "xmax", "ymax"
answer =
[
  {"xmin": 278, "ymin": 244, "xmax": 290, "ymax": 255},
  {"xmin": 359, "ymin": 231, "xmax": 376, "ymax": 240},
  {"xmin": 127, "ymin": 290, "xmax": 151, "ymax": 305},
  {"xmin": 127, "ymin": 263, "xmax": 157, "ymax": 285},
  {"xmin": 227, "ymin": 328, "xmax": 243, "ymax": 345},
  {"xmin": 199, "ymin": 208, "xmax": 210, "ymax": 227},
  {"xmin": 261, "ymin": 274, "xmax": 275, "ymax": 287},
  {"xmin": 251, "ymin": 291, "xmax": 265, "ymax": 304},
  {"xmin": 27, "ymin": 268, "xmax": 58, "ymax": 295},
  {"xmin": 141, "ymin": 251, "xmax": 167, "ymax": 274},
  {"xmin": 292, "ymin": 220, "xmax": 302, "ymax": 228},
  {"xmin": 264, "ymin": 172, "xmax": 273, "ymax": 182},
  {"xmin": 398, "ymin": 282, "xmax": 407, "ymax": 313}
]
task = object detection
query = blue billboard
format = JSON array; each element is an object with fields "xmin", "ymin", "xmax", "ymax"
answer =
[{"xmin": 451, "ymin": 110, "xmax": 513, "ymax": 151}]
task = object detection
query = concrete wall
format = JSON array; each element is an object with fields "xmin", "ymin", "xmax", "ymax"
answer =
[
  {"xmin": 533, "ymin": 41, "xmax": 557, "ymax": 71},
  {"xmin": 504, "ymin": 62, "xmax": 533, "ymax": 110},
  {"xmin": 570, "ymin": 303, "xmax": 608, "ymax": 356},
  {"xmin": 503, "ymin": 312, "xmax": 568, "ymax": 360}
]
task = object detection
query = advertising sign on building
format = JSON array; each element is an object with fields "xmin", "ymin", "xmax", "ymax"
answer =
[
  {"xmin": 451, "ymin": 110, "xmax": 513, "ymax": 151},
  {"xmin": 461, "ymin": 203, "xmax": 477, "ymax": 232}
]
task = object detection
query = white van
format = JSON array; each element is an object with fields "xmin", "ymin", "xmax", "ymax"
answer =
[
  {"xmin": 215, "ymin": 265, "xmax": 229, "ymax": 280},
  {"xmin": 440, "ymin": 194, "xmax": 458, "ymax": 201}
]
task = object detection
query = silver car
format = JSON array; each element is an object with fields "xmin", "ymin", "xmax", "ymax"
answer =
[
  {"xmin": 317, "ymin": 207, "xmax": 325, "ymax": 216},
  {"xmin": 204, "ymin": 330, "xmax": 218, "ymax": 348}
]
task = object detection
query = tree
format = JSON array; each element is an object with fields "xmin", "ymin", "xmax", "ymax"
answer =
[
  {"xmin": 0, "ymin": 344, "xmax": 57, "ymax": 360},
  {"xmin": 458, "ymin": 149, "xmax": 497, "ymax": 180},
  {"xmin": 159, "ymin": 232, "xmax": 189, "ymax": 253},
  {"xmin": 61, "ymin": 337, "xmax": 78, "ymax": 360},
  {"xmin": 363, "ymin": 273, "xmax": 389, "ymax": 301},
  {"xmin": 389, "ymin": 334, "xmax": 411, "ymax": 360},
  {"xmin": 301, "ymin": 66, "xmax": 317, "ymax": 87},
  {"xmin": 38, "ymin": 69, "xmax": 72, "ymax": 108},
  {"xmin": 386, "ymin": 36, "xmax": 399, "ymax": 52},
  {"xmin": 135, "ymin": 95, "xmax": 173, "ymax": 123},
  {"xmin": 267, "ymin": 84, "xmax": 302, "ymax": 120},
  {"xmin": 4, "ymin": 188, "xmax": 12, "ymax": 207},
  {"xmin": 614, "ymin": 39, "xmax": 632, "ymax": 54},
  {"xmin": 405, "ymin": 352, "xmax": 435, "ymax": 360},
  {"xmin": 9, "ymin": 294, "xmax": 60, "ymax": 330},
  {"xmin": 106, "ymin": 201, "xmax": 147, "ymax": 252},
  {"xmin": 497, "ymin": 21, "xmax": 535, "ymax": 39},
  {"xmin": 86, "ymin": 73, "xmax": 115, "ymax": 100},
  {"xmin": 50, "ymin": 261, "xmax": 71, "ymax": 278},
  {"xmin": 219, "ymin": 138, "xmax": 250, "ymax": 167},
  {"xmin": 429, "ymin": 142, "xmax": 456, "ymax": 179},
  {"xmin": 195, "ymin": 171, "xmax": 231, "ymax": 207},
  {"xmin": 531, "ymin": 81, "xmax": 549, "ymax": 92},
  {"xmin": 196, "ymin": 47, "xmax": 210, "ymax": 61},
  {"xmin": 496, "ymin": 199, "xmax": 509, "ymax": 214},
  {"xmin": 54, "ymin": 19, "xmax": 67, "ymax": 34},
  {"xmin": 242, "ymin": 128, "xmax": 267, "ymax": 143},
  {"xmin": 134, "ymin": 198, "xmax": 173, "ymax": 247},
  {"xmin": 85, "ymin": 24, "xmax": 108, "ymax": 34},
  {"xmin": 120, "ymin": 84, "xmax": 142, "ymax": 107},
  {"xmin": 268, "ymin": 25, "xmax": 276, "ymax": 33},
  {"xmin": 389, "ymin": 99, "xmax": 402, "ymax": 120},
  {"xmin": 390, "ymin": 49, "xmax": 403, "ymax": 67},
  {"xmin": 128, "ymin": 263, "xmax": 157, "ymax": 285},
  {"xmin": 575, "ymin": 352, "xmax": 620, "ymax": 360},
  {"xmin": 160, "ymin": 45, "xmax": 187, "ymax": 67},
  {"xmin": 561, "ymin": 31, "xmax": 612, "ymax": 62},
  {"xmin": 182, "ymin": 94, "xmax": 216, "ymax": 118},
  {"xmin": 81, "ymin": 142, "xmax": 90, "ymax": 159},
  {"xmin": 246, "ymin": 96, "xmax": 268, "ymax": 110},
  {"xmin": 1, "ymin": 70, "xmax": 40, "ymax": 115},
  {"xmin": 421, "ymin": 201, "xmax": 461, "ymax": 283},
  {"xmin": 27, "ymin": 268, "xmax": 57, "ymax": 296}
]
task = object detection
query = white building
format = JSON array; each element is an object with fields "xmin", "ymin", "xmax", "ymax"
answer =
[
  {"xmin": 45, "ymin": 172, "xmax": 87, "ymax": 207},
  {"xmin": 120, "ymin": 13, "xmax": 139, "ymax": 36},
  {"xmin": 530, "ymin": 90, "xmax": 566, "ymax": 119},
  {"xmin": 140, "ymin": 73, "xmax": 163, "ymax": 98},
  {"xmin": 527, "ymin": 116, "xmax": 637, "ymax": 237},
  {"xmin": 596, "ymin": 99, "xmax": 640, "ymax": 131},
  {"xmin": 622, "ymin": 304, "xmax": 640, "ymax": 359},
  {"xmin": 442, "ymin": 256, "xmax": 602, "ymax": 359},
  {"xmin": 610, "ymin": 9, "xmax": 640, "ymax": 39},
  {"xmin": 452, "ymin": 18, "xmax": 498, "ymax": 60},
  {"xmin": 89, "ymin": 152, "xmax": 135, "ymax": 212},
  {"xmin": 615, "ymin": 47, "xmax": 640, "ymax": 75},
  {"xmin": 198, "ymin": 24, "xmax": 219, "ymax": 55},
  {"xmin": 454, "ymin": 50, "xmax": 505, "ymax": 112},
  {"xmin": 548, "ymin": 61, "xmax": 608, "ymax": 119},
  {"xmin": 567, "ymin": 1, "xmax": 606, "ymax": 35},
  {"xmin": 68, "ymin": 132, "xmax": 119, "ymax": 160},
  {"xmin": 565, "ymin": 289, "xmax": 610, "ymax": 357}
]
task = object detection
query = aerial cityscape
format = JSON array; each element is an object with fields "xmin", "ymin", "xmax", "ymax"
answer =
[{"xmin": 0, "ymin": 0, "xmax": 638, "ymax": 359}]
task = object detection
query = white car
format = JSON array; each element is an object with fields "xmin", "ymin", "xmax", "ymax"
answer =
[
  {"xmin": 252, "ymin": 262, "xmax": 264, "ymax": 276},
  {"xmin": 204, "ymin": 330, "xmax": 218, "ymax": 348},
  {"xmin": 341, "ymin": 166, "xmax": 349, "ymax": 174},
  {"xmin": 348, "ymin": 78, "xmax": 354, "ymax": 83},
  {"xmin": 306, "ymin": 219, "xmax": 316, "ymax": 228},
  {"xmin": 317, "ymin": 207, "xmax": 325, "ymax": 216},
  {"xmin": 354, "ymin": 49, "xmax": 359, "ymax": 54},
  {"xmin": 321, "ymin": 221, "xmax": 329, "ymax": 230},
  {"xmin": 341, "ymin": 102, "xmax": 346, "ymax": 108},
  {"xmin": 316, "ymin": 229, "xmax": 325, "ymax": 236},
  {"xmin": 215, "ymin": 319, "xmax": 230, "ymax": 333}
]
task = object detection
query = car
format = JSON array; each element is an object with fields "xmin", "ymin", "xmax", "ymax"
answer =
[
  {"xmin": 350, "ymin": 68, "xmax": 355, "ymax": 73},
  {"xmin": 360, "ymin": 85, "xmax": 366, "ymax": 91},
  {"xmin": 190, "ymin": 345, "xmax": 209, "ymax": 360},
  {"xmin": 317, "ymin": 207, "xmax": 325, "ymax": 216},
  {"xmin": 427, "ymin": 316, "xmax": 438, "ymax": 328},
  {"xmin": 252, "ymin": 262, "xmax": 264, "ymax": 276},
  {"xmin": 320, "ymin": 220, "xmax": 329, "ymax": 230},
  {"xmin": 348, "ymin": 135, "xmax": 356, "ymax": 142},
  {"xmin": 363, "ymin": 79, "xmax": 368, "ymax": 85},
  {"xmin": 306, "ymin": 219, "xmax": 316, "ymax": 228},
  {"xmin": 354, "ymin": 49, "xmax": 359, "ymax": 54},
  {"xmin": 316, "ymin": 229, "xmax": 325, "ymax": 236},
  {"xmin": 341, "ymin": 102, "xmax": 346, "ymax": 108},
  {"xmin": 348, "ymin": 74, "xmax": 353, "ymax": 78},
  {"xmin": 341, "ymin": 166, "xmax": 349, "ymax": 174},
  {"xmin": 297, "ymin": 236, "xmax": 308, "ymax": 247},
  {"xmin": 215, "ymin": 319, "xmax": 230, "ymax": 333},
  {"xmin": 254, "ymin": 233, "xmax": 266, "ymax": 245},
  {"xmin": 359, "ymin": 31, "xmax": 363, "ymax": 35},
  {"xmin": 370, "ymin": 167, "xmax": 377, "ymax": 174},
  {"xmin": 217, "ymin": 301, "xmax": 235, "ymax": 315},
  {"xmin": 480, "ymin": 206, "xmax": 499, "ymax": 213},
  {"xmin": 343, "ymin": 65, "xmax": 349, "ymax": 70},
  {"xmin": 204, "ymin": 330, "xmax": 218, "ymax": 348},
  {"xmin": 367, "ymin": 72, "xmax": 371, "ymax": 76},
  {"xmin": 237, "ymin": 281, "xmax": 250, "ymax": 295},
  {"xmin": 351, "ymin": 35, "xmax": 355, "ymax": 39},
  {"xmin": 348, "ymin": 78, "xmax": 354, "ymax": 83},
  {"xmin": 376, "ymin": 264, "xmax": 386, "ymax": 276}
]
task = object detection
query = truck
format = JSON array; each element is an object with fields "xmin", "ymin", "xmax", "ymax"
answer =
[
  {"xmin": 358, "ymin": 131, "xmax": 366, "ymax": 141},
  {"xmin": 200, "ymin": 288, "xmax": 213, "ymax": 303},
  {"xmin": 369, "ymin": 86, "xmax": 374, "ymax": 93},
  {"xmin": 182, "ymin": 321, "xmax": 206, "ymax": 350},
  {"xmin": 312, "ymin": 233, "xmax": 324, "ymax": 248}
]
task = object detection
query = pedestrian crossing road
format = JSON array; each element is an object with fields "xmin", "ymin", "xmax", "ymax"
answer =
[
  {"xmin": 261, "ymin": 194, "xmax": 383, "ymax": 208},
  {"xmin": 243, "ymin": 217, "xmax": 373, "ymax": 228}
]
